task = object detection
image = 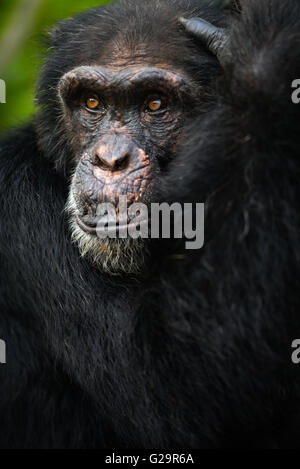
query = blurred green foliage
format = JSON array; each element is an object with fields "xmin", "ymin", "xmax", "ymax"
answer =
[{"xmin": 0, "ymin": 0, "xmax": 110, "ymax": 131}]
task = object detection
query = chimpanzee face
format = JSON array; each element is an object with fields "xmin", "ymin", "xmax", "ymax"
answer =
[{"xmin": 61, "ymin": 64, "xmax": 199, "ymax": 273}]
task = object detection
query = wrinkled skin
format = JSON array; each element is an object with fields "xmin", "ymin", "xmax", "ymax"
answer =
[{"xmin": 59, "ymin": 65, "xmax": 199, "ymax": 229}]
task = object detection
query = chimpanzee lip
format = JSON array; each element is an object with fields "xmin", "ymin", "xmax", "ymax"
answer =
[
  {"xmin": 75, "ymin": 214, "xmax": 98, "ymax": 234},
  {"xmin": 75, "ymin": 213, "xmax": 145, "ymax": 236}
]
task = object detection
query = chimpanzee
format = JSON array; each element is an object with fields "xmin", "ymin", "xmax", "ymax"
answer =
[{"xmin": 0, "ymin": 0, "xmax": 300, "ymax": 449}]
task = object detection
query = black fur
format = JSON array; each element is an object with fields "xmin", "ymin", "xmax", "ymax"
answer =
[{"xmin": 0, "ymin": 0, "xmax": 300, "ymax": 448}]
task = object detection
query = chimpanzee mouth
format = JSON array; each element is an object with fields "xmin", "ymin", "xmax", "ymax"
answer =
[{"xmin": 75, "ymin": 213, "xmax": 146, "ymax": 237}]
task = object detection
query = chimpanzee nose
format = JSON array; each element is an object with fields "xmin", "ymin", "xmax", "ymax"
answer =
[
  {"xmin": 96, "ymin": 150, "xmax": 130, "ymax": 171},
  {"xmin": 94, "ymin": 134, "xmax": 132, "ymax": 171}
]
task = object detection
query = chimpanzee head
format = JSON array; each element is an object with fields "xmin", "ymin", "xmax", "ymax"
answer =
[{"xmin": 36, "ymin": 0, "xmax": 223, "ymax": 273}]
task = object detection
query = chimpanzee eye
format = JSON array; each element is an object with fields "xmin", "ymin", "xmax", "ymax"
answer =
[
  {"xmin": 148, "ymin": 98, "xmax": 162, "ymax": 112},
  {"xmin": 147, "ymin": 98, "xmax": 162, "ymax": 112},
  {"xmin": 86, "ymin": 96, "xmax": 100, "ymax": 110}
]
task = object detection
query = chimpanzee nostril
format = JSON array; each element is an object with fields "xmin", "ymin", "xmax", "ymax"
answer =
[
  {"xmin": 114, "ymin": 152, "xmax": 130, "ymax": 170},
  {"xmin": 95, "ymin": 148, "xmax": 130, "ymax": 171}
]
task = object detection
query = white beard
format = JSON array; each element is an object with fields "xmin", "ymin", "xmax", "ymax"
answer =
[{"xmin": 66, "ymin": 188, "xmax": 147, "ymax": 275}]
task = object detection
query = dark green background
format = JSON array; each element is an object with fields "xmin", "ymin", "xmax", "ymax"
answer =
[{"xmin": 0, "ymin": 0, "xmax": 110, "ymax": 131}]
